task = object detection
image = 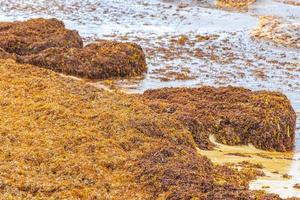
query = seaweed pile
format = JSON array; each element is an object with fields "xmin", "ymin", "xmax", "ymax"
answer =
[
  {"xmin": 0, "ymin": 59, "xmax": 283, "ymax": 199},
  {"xmin": 252, "ymin": 16, "xmax": 300, "ymax": 49},
  {"xmin": 17, "ymin": 40, "xmax": 147, "ymax": 79},
  {"xmin": 279, "ymin": 0, "xmax": 300, "ymax": 6},
  {"xmin": 143, "ymin": 87, "xmax": 296, "ymax": 152},
  {"xmin": 0, "ymin": 18, "xmax": 147, "ymax": 79},
  {"xmin": 0, "ymin": 18, "xmax": 83, "ymax": 55},
  {"xmin": 216, "ymin": 0, "xmax": 256, "ymax": 8}
]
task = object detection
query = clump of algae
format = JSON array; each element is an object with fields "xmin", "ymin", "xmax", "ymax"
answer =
[
  {"xmin": 17, "ymin": 40, "xmax": 147, "ymax": 79},
  {"xmin": 252, "ymin": 16, "xmax": 300, "ymax": 49},
  {"xmin": 143, "ymin": 86, "xmax": 296, "ymax": 152},
  {"xmin": 0, "ymin": 18, "xmax": 83, "ymax": 55},
  {"xmin": 216, "ymin": 0, "xmax": 256, "ymax": 8},
  {"xmin": 0, "ymin": 59, "xmax": 282, "ymax": 199},
  {"xmin": 177, "ymin": 35, "xmax": 189, "ymax": 45},
  {"xmin": 0, "ymin": 18, "xmax": 147, "ymax": 80}
]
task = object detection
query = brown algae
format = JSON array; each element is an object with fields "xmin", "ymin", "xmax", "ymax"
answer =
[
  {"xmin": 0, "ymin": 18, "xmax": 83, "ymax": 55},
  {"xmin": 143, "ymin": 86, "xmax": 296, "ymax": 152},
  {"xmin": 0, "ymin": 59, "xmax": 284, "ymax": 199},
  {"xmin": 17, "ymin": 40, "xmax": 147, "ymax": 79},
  {"xmin": 0, "ymin": 18, "xmax": 147, "ymax": 80}
]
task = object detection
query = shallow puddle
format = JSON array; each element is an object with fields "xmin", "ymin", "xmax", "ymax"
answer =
[{"xmin": 0, "ymin": 0, "xmax": 299, "ymax": 197}]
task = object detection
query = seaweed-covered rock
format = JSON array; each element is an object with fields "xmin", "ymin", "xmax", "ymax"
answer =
[
  {"xmin": 0, "ymin": 59, "xmax": 281, "ymax": 199},
  {"xmin": 252, "ymin": 16, "xmax": 300, "ymax": 49},
  {"xmin": 17, "ymin": 41, "xmax": 147, "ymax": 79},
  {"xmin": 143, "ymin": 86, "xmax": 296, "ymax": 152},
  {"xmin": 216, "ymin": 0, "xmax": 256, "ymax": 8},
  {"xmin": 0, "ymin": 18, "xmax": 83, "ymax": 55}
]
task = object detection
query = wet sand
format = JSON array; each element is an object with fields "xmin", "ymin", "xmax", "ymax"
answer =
[{"xmin": 199, "ymin": 135, "xmax": 300, "ymax": 198}]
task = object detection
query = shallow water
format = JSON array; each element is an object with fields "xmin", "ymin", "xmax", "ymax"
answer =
[{"xmin": 0, "ymin": 0, "xmax": 299, "ymax": 197}]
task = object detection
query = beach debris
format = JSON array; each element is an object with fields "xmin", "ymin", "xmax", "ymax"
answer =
[
  {"xmin": 282, "ymin": 173, "xmax": 292, "ymax": 179},
  {"xmin": 225, "ymin": 153, "xmax": 252, "ymax": 158},
  {"xmin": 252, "ymin": 16, "xmax": 300, "ymax": 49},
  {"xmin": 278, "ymin": 0, "xmax": 300, "ymax": 6},
  {"xmin": 216, "ymin": 0, "xmax": 256, "ymax": 8},
  {"xmin": 177, "ymin": 35, "xmax": 189, "ymax": 45},
  {"xmin": 238, "ymin": 161, "xmax": 264, "ymax": 169}
]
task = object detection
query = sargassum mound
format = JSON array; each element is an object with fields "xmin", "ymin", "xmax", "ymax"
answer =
[
  {"xmin": 216, "ymin": 0, "xmax": 256, "ymax": 8},
  {"xmin": 252, "ymin": 16, "xmax": 300, "ymax": 49},
  {"xmin": 143, "ymin": 86, "xmax": 296, "ymax": 152},
  {"xmin": 17, "ymin": 41, "xmax": 147, "ymax": 79},
  {"xmin": 0, "ymin": 18, "xmax": 147, "ymax": 79},
  {"xmin": 0, "ymin": 18, "xmax": 83, "ymax": 55},
  {"xmin": 0, "ymin": 59, "xmax": 281, "ymax": 199}
]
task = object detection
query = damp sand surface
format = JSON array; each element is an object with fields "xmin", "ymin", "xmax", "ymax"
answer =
[
  {"xmin": 0, "ymin": 0, "xmax": 299, "ymax": 198},
  {"xmin": 199, "ymin": 134, "xmax": 300, "ymax": 198}
]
